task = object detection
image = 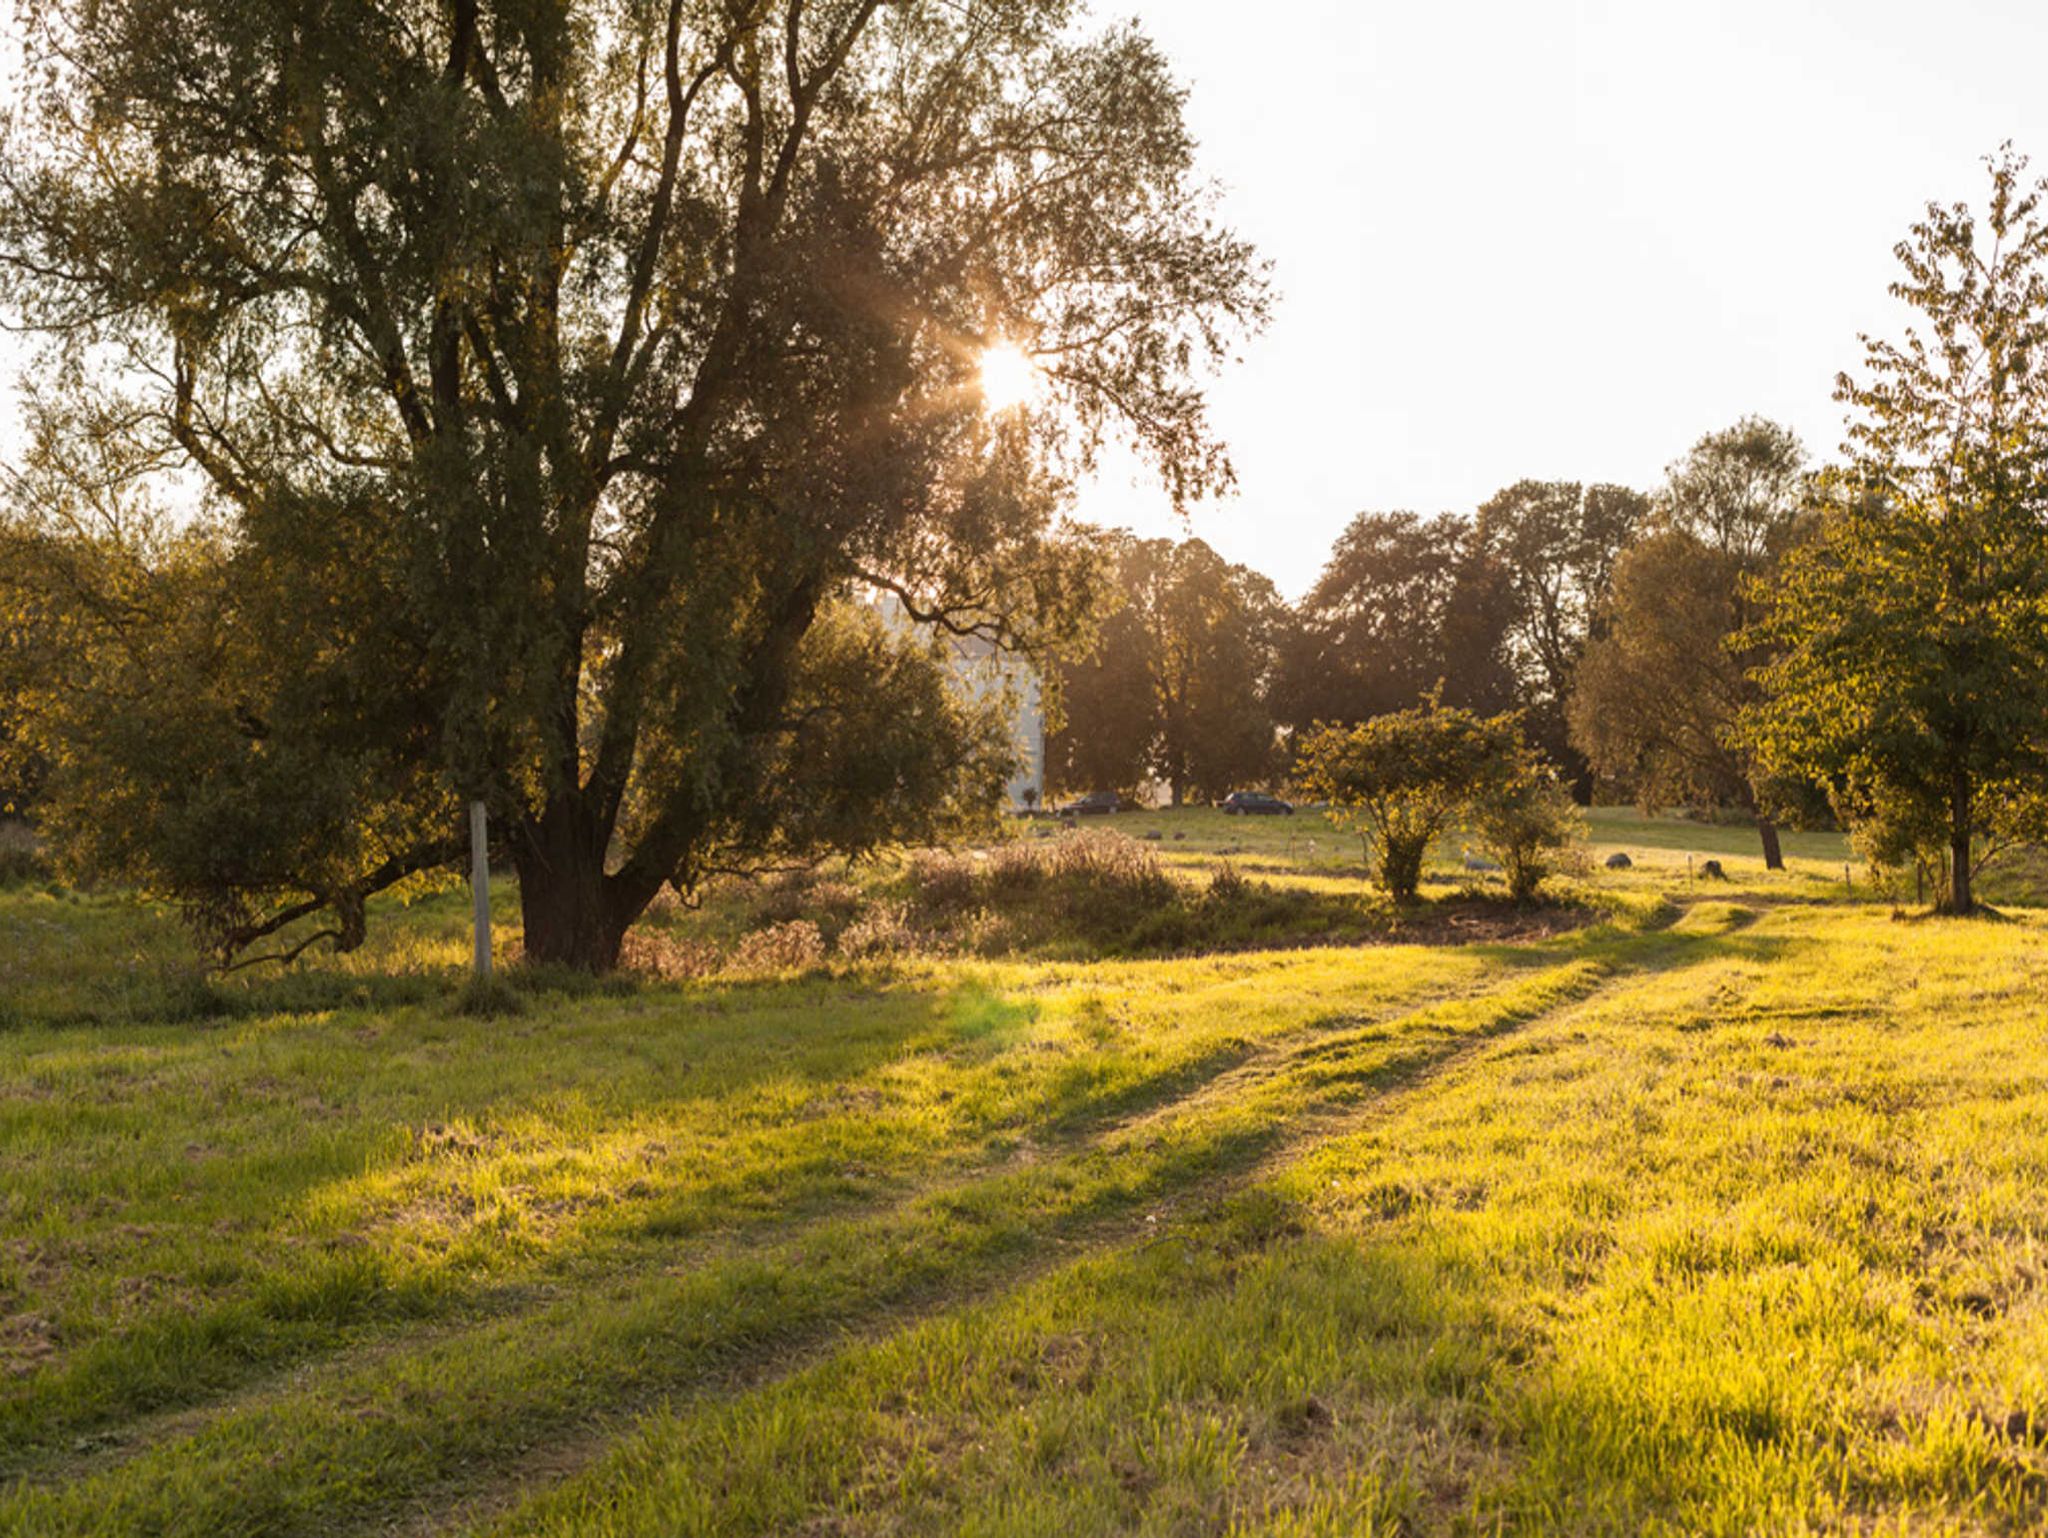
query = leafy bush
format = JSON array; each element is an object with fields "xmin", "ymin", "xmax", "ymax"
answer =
[
  {"xmin": 1294, "ymin": 696, "xmax": 1503, "ymax": 900},
  {"xmin": 1298, "ymin": 698, "xmax": 1584, "ymax": 901},
  {"xmin": 1470, "ymin": 751, "xmax": 1586, "ymax": 900}
]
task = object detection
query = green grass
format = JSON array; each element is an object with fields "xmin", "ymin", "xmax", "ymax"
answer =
[
  {"xmin": 2, "ymin": 813, "xmax": 2046, "ymax": 1534},
  {"xmin": 1012, "ymin": 803, "xmax": 1857, "ymax": 888}
]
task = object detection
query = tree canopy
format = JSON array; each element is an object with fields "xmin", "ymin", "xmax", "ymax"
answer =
[
  {"xmin": 1475, "ymin": 479, "xmax": 1646, "ymax": 783},
  {"xmin": 0, "ymin": 0, "xmax": 1267, "ymax": 967},
  {"xmin": 1047, "ymin": 533, "xmax": 1281, "ymax": 803},
  {"xmin": 1571, "ymin": 417, "xmax": 1809, "ymax": 867},
  {"xmin": 1277, "ymin": 489, "xmax": 1640, "ymax": 791},
  {"xmin": 1272, "ymin": 510, "xmax": 1517, "ymax": 734},
  {"xmin": 1661, "ymin": 416, "xmax": 1808, "ymax": 562},
  {"xmin": 1739, "ymin": 148, "xmax": 2048, "ymax": 913}
]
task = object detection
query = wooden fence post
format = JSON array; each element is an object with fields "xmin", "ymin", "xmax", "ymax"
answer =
[{"xmin": 470, "ymin": 800, "xmax": 491, "ymax": 980}]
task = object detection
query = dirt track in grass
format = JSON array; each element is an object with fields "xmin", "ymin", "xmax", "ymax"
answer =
[{"xmin": 6, "ymin": 817, "xmax": 2048, "ymax": 1534}]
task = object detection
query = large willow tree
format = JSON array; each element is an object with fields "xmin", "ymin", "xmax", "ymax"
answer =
[{"xmin": 0, "ymin": 0, "xmax": 1264, "ymax": 967}]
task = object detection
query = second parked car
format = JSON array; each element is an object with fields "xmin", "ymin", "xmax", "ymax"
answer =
[
  {"xmin": 1055, "ymin": 790, "xmax": 1122, "ymax": 816},
  {"xmin": 1220, "ymin": 790, "xmax": 1294, "ymax": 816}
]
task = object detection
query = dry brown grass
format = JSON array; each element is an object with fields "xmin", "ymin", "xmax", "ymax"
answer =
[
  {"xmin": 617, "ymin": 927, "xmax": 720, "ymax": 981},
  {"xmin": 908, "ymin": 848, "xmax": 980, "ymax": 914},
  {"xmin": 728, "ymin": 919, "xmax": 827, "ymax": 974},
  {"xmin": 837, "ymin": 901, "xmax": 919, "ymax": 960}
]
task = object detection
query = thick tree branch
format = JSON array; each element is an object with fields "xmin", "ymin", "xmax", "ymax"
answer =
[{"xmin": 591, "ymin": 6, "xmax": 738, "ymax": 467}]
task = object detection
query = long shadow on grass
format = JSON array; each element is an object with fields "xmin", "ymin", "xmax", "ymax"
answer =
[
  {"xmin": 2, "ymin": 909, "xmax": 1798, "ymax": 1477},
  {"xmin": 451, "ymin": 917, "xmax": 1822, "ymax": 1536},
  {"xmin": 0, "ymin": 947, "xmax": 1532, "ymax": 1476},
  {"xmin": 0, "ymin": 916, "xmax": 1813, "ymax": 1536},
  {"xmin": 0, "ymin": 977, "xmax": 971, "ymax": 1462},
  {"xmin": 468, "ymin": 915, "xmax": 1838, "ymax": 1537},
  {"xmin": 0, "ymin": 1105, "xmax": 1293, "ymax": 1535}
]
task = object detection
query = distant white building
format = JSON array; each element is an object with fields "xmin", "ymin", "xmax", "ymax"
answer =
[
  {"xmin": 943, "ymin": 631, "xmax": 1046, "ymax": 810},
  {"xmin": 875, "ymin": 594, "xmax": 1046, "ymax": 811}
]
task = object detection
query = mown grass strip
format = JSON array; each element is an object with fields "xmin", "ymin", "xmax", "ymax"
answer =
[
  {"xmin": 468, "ymin": 908, "xmax": 2048, "ymax": 1538},
  {"xmin": 0, "ymin": 948, "xmax": 1636, "ymax": 1537},
  {"xmin": 485, "ymin": 1204, "xmax": 1456, "ymax": 1538},
  {"xmin": 1, "ymin": 956, "xmax": 1523, "ymax": 1471}
]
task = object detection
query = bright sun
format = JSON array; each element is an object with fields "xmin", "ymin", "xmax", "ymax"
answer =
[{"xmin": 977, "ymin": 342, "xmax": 1040, "ymax": 412}]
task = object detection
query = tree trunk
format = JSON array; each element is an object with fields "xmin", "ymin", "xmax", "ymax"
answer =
[
  {"xmin": 1757, "ymin": 817, "xmax": 1784, "ymax": 871},
  {"xmin": 514, "ymin": 797, "xmax": 629, "ymax": 971},
  {"xmin": 1946, "ymin": 766, "xmax": 1974, "ymax": 916}
]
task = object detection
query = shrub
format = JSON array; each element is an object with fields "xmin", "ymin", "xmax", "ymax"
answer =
[
  {"xmin": 1205, "ymin": 862, "xmax": 1251, "ymax": 906},
  {"xmin": 985, "ymin": 840, "xmax": 1049, "ymax": 897},
  {"xmin": 1298, "ymin": 699, "xmax": 1584, "ymax": 903},
  {"xmin": 1470, "ymin": 752, "xmax": 1586, "ymax": 900},
  {"xmin": 749, "ymin": 869, "xmax": 817, "ymax": 925},
  {"xmin": 806, "ymin": 879, "xmax": 865, "ymax": 928},
  {"xmin": 1038, "ymin": 830, "xmax": 1174, "ymax": 936},
  {"xmin": 1043, "ymin": 829, "xmax": 1171, "ymax": 898},
  {"xmin": 618, "ymin": 926, "xmax": 720, "ymax": 981},
  {"xmin": 954, "ymin": 904, "xmax": 1006, "ymax": 954},
  {"xmin": 892, "ymin": 832, "xmax": 1179, "ymax": 952},
  {"xmin": 1294, "ymin": 696, "xmax": 1503, "ymax": 901}
]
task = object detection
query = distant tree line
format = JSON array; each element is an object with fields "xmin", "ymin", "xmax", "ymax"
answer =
[
  {"xmin": 1045, "ymin": 534, "xmax": 1286, "ymax": 806},
  {"xmin": 1050, "ymin": 149, "xmax": 2048, "ymax": 916},
  {"xmin": 1046, "ymin": 436, "xmax": 1797, "ymax": 862}
]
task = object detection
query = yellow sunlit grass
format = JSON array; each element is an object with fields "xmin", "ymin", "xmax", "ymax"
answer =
[{"xmin": 5, "ymin": 810, "xmax": 2048, "ymax": 1532}]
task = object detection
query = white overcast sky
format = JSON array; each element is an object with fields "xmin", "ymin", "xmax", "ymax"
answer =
[{"xmin": 7, "ymin": 2, "xmax": 2048, "ymax": 595}]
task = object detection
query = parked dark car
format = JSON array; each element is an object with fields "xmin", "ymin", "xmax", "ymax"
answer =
[
  {"xmin": 1054, "ymin": 791, "xmax": 1122, "ymax": 816},
  {"xmin": 1220, "ymin": 791, "xmax": 1294, "ymax": 816}
]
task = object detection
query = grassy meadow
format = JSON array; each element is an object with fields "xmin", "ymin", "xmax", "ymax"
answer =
[{"xmin": 4, "ymin": 808, "xmax": 2048, "ymax": 1534}]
